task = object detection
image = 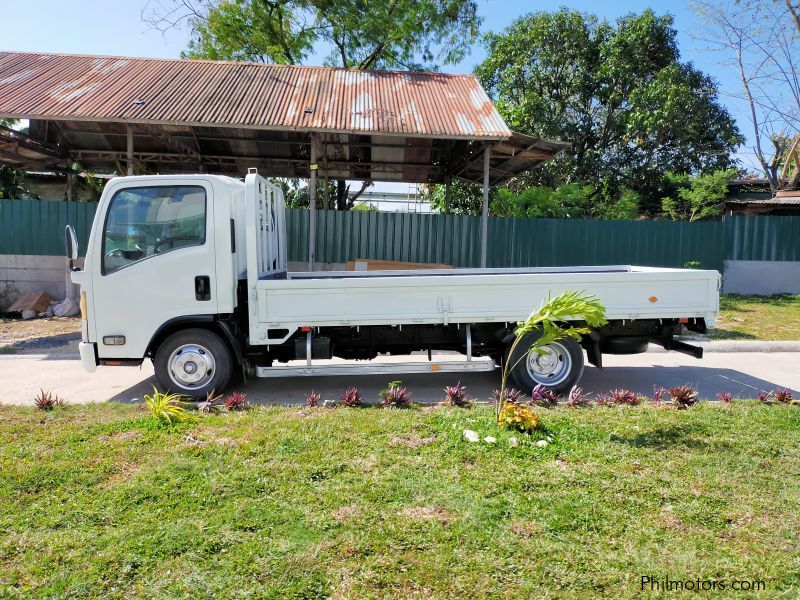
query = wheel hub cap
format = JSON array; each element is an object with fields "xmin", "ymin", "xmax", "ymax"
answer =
[
  {"xmin": 526, "ymin": 342, "xmax": 572, "ymax": 386},
  {"xmin": 168, "ymin": 344, "xmax": 215, "ymax": 389}
]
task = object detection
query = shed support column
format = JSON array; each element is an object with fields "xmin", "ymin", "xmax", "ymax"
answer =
[
  {"xmin": 480, "ymin": 144, "xmax": 491, "ymax": 268},
  {"xmin": 126, "ymin": 125, "xmax": 134, "ymax": 176},
  {"xmin": 308, "ymin": 134, "xmax": 319, "ymax": 271}
]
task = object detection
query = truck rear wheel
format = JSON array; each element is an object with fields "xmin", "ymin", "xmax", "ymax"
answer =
[
  {"xmin": 506, "ymin": 333, "xmax": 584, "ymax": 396},
  {"xmin": 154, "ymin": 328, "xmax": 233, "ymax": 399}
]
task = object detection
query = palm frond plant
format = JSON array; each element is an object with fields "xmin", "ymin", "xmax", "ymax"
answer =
[
  {"xmin": 143, "ymin": 388, "xmax": 190, "ymax": 424},
  {"xmin": 497, "ymin": 290, "xmax": 607, "ymax": 418}
]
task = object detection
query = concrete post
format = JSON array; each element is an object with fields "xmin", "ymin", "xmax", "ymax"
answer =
[{"xmin": 480, "ymin": 144, "xmax": 491, "ymax": 268}]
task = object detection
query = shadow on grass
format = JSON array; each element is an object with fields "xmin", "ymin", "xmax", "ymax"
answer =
[
  {"xmin": 706, "ymin": 328, "xmax": 758, "ymax": 340},
  {"xmin": 610, "ymin": 425, "xmax": 711, "ymax": 450}
]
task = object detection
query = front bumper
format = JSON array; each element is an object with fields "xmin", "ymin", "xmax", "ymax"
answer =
[{"xmin": 79, "ymin": 342, "xmax": 98, "ymax": 373}]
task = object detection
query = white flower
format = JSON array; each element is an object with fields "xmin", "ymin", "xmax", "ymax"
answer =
[
  {"xmin": 483, "ymin": 436, "xmax": 496, "ymax": 444},
  {"xmin": 546, "ymin": 435, "xmax": 553, "ymax": 442},
  {"xmin": 536, "ymin": 439, "xmax": 548, "ymax": 448},
  {"xmin": 463, "ymin": 429, "xmax": 479, "ymax": 442},
  {"xmin": 507, "ymin": 437, "xmax": 519, "ymax": 447}
]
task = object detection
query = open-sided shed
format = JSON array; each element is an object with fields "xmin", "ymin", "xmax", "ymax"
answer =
[{"xmin": 0, "ymin": 51, "xmax": 567, "ymax": 266}]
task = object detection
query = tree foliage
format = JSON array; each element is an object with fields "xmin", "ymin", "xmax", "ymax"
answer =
[
  {"xmin": 660, "ymin": 168, "xmax": 737, "ymax": 221},
  {"xmin": 147, "ymin": 0, "xmax": 482, "ymax": 70},
  {"xmin": 475, "ymin": 9, "xmax": 743, "ymax": 214},
  {"xmin": 424, "ymin": 180, "xmax": 637, "ymax": 220}
]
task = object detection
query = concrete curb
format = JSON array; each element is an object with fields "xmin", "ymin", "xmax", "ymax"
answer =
[{"xmin": 651, "ymin": 340, "xmax": 800, "ymax": 353}]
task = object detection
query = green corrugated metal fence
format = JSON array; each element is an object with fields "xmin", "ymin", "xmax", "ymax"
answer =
[
  {"xmin": 2, "ymin": 199, "xmax": 799, "ymax": 272},
  {"xmin": 0, "ymin": 200, "xmax": 97, "ymax": 255}
]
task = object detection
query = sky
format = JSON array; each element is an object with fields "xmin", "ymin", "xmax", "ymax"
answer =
[{"xmin": 0, "ymin": 0, "xmax": 760, "ymax": 190}]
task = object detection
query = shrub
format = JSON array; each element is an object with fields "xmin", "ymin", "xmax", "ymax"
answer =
[
  {"xmin": 610, "ymin": 389, "xmax": 640, "ymax": 406},
  {"xmin": 380, "ymin": 381, "xmax": 412, "ymax": 408},
  {"xmin": 305, "ymin": 390, "xmax": 321, "ymax": 407},
  {"xmin": 774, "ymin": 388, "xmax": 794, "ymax": 404},
  {"xmin": 339, "ymin": 387, "xmax": 364, "ymax": 408},
  {"xmin": 224, "ymin": 391, "xmax": 251, "ymax": 411},
  {"xmin": 652, "ymin": 386, "xmax": 665, "ymax": 407},
  {"xmin": 595, "ymin": 389, "xmax": 639, "ymax": 406},
  {"xmin": 33, "ymin": 389, "xmax": 64, "ymax": 411},
  {"xmin": 716, "ymin": 391, "xmax": 733, "ymax": 403},
  {"xmin": 668, "ymin": 385, "xmax": 699, "ymax": 409},
  {"xmin": 198, "ymin": 389, "xmax": 224, "ymax": 414},
  {"xmin": 498, "ymin": 401, "xmax": 541, "ymax": 433},
  {"xmin": 757, "ymin": 390, "xmax": 773, "ymax": 404},
  {"xmin": 595, "ymin": 393, "xmax": 612, "ymax": 406},
  {"xmin": 565, "ymin": 385, "xmax": 591, "ymax": 408},
  {"xmin": 530, "ymin": 384, "xmax": 560, "ymax": 408},
  {"xmin": 442, "ymin": 382, "xmax": 471, "ymax": 408},
  {"xmin": 143, "ymin": 388, "xmax": 189, "ymax": 424},
  {"xmin": 491, "ymin": 388, "xmax": 524, "ymax": 404}
]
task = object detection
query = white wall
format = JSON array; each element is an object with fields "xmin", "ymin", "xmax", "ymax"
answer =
[
  {"xmin": 723, "ymin": 260, "xmax": 800, "ymax": 295},
  {"xmin": 0, "ymin": 255, "xmax": 79, "ymax": 310}
]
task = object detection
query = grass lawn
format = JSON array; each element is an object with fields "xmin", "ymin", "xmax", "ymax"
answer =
[
  {"xmin": 710, "ymin": 294, "xmax": 800, "ymax": 341},
  {"xmin": 1, "ymin": 402, "xmax": 799, "ymax": 598}
]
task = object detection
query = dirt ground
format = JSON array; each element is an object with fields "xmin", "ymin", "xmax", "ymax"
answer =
[{"xmin": 0, "ymin": 317, "xmax": 81, "ymax": 354}]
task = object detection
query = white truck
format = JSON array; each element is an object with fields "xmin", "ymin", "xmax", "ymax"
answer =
[{"xmin": 67, "ymin": 171, "xmax": 720, "ymax": 398}]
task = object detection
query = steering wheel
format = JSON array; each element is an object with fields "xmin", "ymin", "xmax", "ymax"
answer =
[{"xmin": 153, "ymin": 236, "xmax": 198, "ymax": 253}]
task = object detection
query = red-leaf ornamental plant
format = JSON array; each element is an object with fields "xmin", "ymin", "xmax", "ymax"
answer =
[
  {"xmin": 442, "ymin": 382, "xmax": 471, "ymax": 408},
  {"xmin": 530, "ymin": 384, "xmax": 560, "ymax": 408},
  {"xmin": 339, "ymin": 387, "xmax": 364, "ymax": 408},
  {"xmin": 380, "ymin": 382, "xmax": 412, "ymax": 408},
  {"xmin": 565, "ymin": 385, "xmax": 591, "ymax": 408},
  {"xmin": 224, "ymin": 391, "xmax": 251, "ymax": 411},
  {"xmin": 716, "ymin": 391, "xmax": 733, "ymax": 403},
  {"xmin": 305, "ymin": 390, "xmax": 321, "ymax": 407},
  {"xmin": 492, "ymin": 388, "xmax": 524, "ymax": 405},
  {"xmin": 757, "ymin": 390, "xmax": 773, "ymax": 404},
  {"xmin": 608, "ymin": 389, "xmax": 640, "ymax": 406},
  {"xmin": 774, "ymin": 388, "xmax": 794, "ymax": 404},
  {"xmin": 33, "ymin": 389, "xmax": 64, "ymax": 411},
  {"xmin": 668, "ymin": 385, "xmax": 700, "ymax": 409}
]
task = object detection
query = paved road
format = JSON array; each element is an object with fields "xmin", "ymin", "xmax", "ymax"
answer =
[{"xmin": 2, "ymin": 349, "xmax": 799, "ymax": 406}]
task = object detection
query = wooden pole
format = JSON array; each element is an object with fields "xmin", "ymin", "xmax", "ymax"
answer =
[
  {"xmin": 309, "ymin": 134, "xmax": 318, "ymax": 271},
  {"xmin": 444, "ymin": 176, "xmax": 451, "ymax": 214},
  {"xmin": 126, "ymin": 125, "xmax": 134, "ymax": 176},
  {"xmin": 480, "ymin": 144, "xmax": 491, "ymax": 268}
]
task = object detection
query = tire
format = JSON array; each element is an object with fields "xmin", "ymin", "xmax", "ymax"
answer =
[
  {"xmin": 506, "ymin": 332, "xmax": 584, "ymax": 396},
  {"xmin": 601, "ymin": 336, "xmax": 649, "ymax": 355},
  {"xmin": 154, "ymin": 328, "xmax": 234, "ymax": 399}
]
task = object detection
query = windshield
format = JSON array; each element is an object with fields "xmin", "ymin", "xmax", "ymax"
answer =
[{"xmin": 102, "ymin": 185, "xmax": 206, "ymax": 275}]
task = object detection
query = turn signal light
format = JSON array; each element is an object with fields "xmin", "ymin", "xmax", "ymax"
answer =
[{"xmin": 649, "ymin": 296, "xmax": 658, "ymax": 303}]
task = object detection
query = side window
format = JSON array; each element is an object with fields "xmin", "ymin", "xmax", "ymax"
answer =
[{"xmin": 102, "ymin": 185, "xmax": 206, "ymax": 275}]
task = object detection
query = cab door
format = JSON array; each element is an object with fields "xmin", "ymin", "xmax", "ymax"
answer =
[{"xmin": 90, "ymin": 179, "xmax": 217, "ymax": 360}]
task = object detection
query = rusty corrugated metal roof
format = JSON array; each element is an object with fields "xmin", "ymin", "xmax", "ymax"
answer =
[{"xmin": 0, "ymin": 51, "xmax": 511, "ymax": 140}]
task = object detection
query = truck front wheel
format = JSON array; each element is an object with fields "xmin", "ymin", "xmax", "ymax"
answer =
[
  {"xmin": 506, "ymin": 333, "xmax": 584, "ymax": 396},
  {"xmin": 154, "ymin": 328, "xmax": 233, "ymax": 399}
]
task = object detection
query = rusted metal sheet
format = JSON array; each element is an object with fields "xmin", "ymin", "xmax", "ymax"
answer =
[{"xmin": 0, "ymin": 51, "xmax": 511, "ymax": 140}]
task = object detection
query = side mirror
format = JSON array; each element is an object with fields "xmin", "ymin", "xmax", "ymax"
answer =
[{"xmin": 65, "ymin": 225, "xmax": 79, "ymax": 270}]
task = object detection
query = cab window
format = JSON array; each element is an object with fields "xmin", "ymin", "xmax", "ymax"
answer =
[{"xmin": 102, "ymin": 185, "xmax": 206, "ymax": 275}]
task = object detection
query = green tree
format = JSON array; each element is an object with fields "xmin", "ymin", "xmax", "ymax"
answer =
[
  {"xmin": 475, "ymin": 9, "xmax": 743, "ymax": 214},
  {"xmin": 660, "ymin": 168, "xmax": 736, "ymax": 221},
  {"xmin": 146, "ymin": 0, "xmax": 481, "ymax": 209}
]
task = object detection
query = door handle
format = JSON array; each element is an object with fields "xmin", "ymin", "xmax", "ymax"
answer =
[{"xmin": 195, "ymin": 275, "xmax": 211, "ymax": 301}]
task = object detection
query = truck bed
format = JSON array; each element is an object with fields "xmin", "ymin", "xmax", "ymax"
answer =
[{"xmin": 249, "ymin": 265, "xmax": 720, "ymax": 345}]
